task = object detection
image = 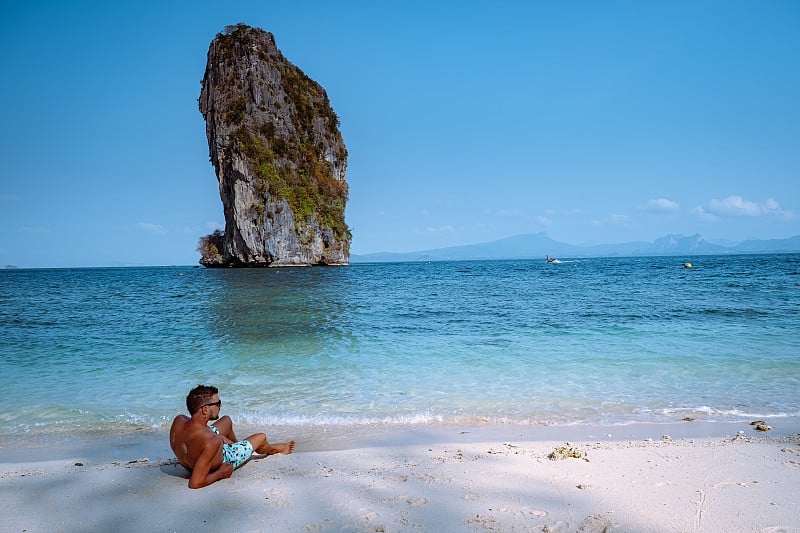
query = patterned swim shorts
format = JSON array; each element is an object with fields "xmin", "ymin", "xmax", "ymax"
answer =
[{"xmin": 209, "ymin": 425, "xmax": 254, "ymax": 469}]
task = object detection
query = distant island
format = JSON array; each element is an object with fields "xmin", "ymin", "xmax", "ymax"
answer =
[{"xmin": 351, "ymin": 232, "xmax": 800, "ymax": 263}]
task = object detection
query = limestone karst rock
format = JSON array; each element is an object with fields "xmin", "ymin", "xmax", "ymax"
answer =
[{"xmin": 198, "ymin": 24, "xmax": 350, "ymax": 267}]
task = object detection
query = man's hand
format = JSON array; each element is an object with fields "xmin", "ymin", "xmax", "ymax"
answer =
[
  {"xmin": 217, "ymin": 462, "xmax": 234, "ymax": 479},
  {"xmin": 189, "ymin": 460, "xmax": 233, "ymax": 489},
  {"xmin": 212, "ymin": 463, "xmax": 233, "ymax": 481}
]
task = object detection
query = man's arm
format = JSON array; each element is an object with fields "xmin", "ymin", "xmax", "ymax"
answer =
[{"xmin": 188, "ymin": 443, "xmax": 233, "ymax": 489}]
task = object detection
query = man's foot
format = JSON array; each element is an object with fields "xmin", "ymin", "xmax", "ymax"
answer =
[{"xmin": 269, "ymin": 440, "xmax": 295, "ymax": 455}]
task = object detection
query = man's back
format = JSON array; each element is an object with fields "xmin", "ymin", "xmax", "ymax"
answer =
[{"xmin": 170, "ymin": 415, "xmax": 223, "ymax": 471}]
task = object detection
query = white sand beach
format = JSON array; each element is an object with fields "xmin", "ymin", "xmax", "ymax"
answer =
[{"xmin": 2, "ymin": 421, "xmax": 799, "ymax": 532}]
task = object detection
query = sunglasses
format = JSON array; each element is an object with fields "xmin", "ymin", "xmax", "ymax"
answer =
[{"xmin": 201, "ymin": 400, "xmax": 222, "ymax": 409}]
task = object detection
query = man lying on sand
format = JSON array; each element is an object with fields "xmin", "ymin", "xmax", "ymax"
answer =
[{"xmin": 169, "ymin": 384, "xmax": 295, "ymax": 488}]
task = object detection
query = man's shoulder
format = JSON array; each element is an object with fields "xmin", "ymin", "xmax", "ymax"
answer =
[
  {"xmin": 183, "ymin": 420, "xmax": 216, "ymax": 443},
  {"xmin": 170, "ymin": 415, "xmax": 190, "ymax": 432},
  {"xmin": 170, "ymin": 416, "xmax": 212, "ymax": 443},
  {"xmin": 171, "ymin": 414, "xmax": 190, "ymax": 424}
]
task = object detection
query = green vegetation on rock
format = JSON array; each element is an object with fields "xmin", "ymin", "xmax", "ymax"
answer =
[
  {"xmin": 232, "ymin": 126, "xmax": 350, "ymax": 239},
  {"xmin": 197, "ymin": 229, "xmax": 224, "ymax": 265}
]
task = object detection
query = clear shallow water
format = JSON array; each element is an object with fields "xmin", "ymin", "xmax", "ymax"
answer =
[{"xmin": 1, "ymin": 255, "xmax": 799, "ymax": 436}]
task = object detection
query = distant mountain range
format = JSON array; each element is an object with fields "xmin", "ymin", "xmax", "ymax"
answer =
[{"xmin": 351, "ymin": 233, "xmax": 800, "ymax": 263}]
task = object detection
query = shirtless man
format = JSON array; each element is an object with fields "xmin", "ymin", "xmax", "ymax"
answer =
[{"xmin": 169, "ymin": 384, "xmax": 295, "ymax": 489}]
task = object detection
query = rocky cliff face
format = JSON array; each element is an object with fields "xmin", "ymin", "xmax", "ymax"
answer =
[{"xmin": 198, "ymin": 24, "xmax": 350, "ymax": 267}]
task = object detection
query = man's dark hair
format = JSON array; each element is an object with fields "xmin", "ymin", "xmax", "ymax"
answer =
[{"xmin": 187, "ymin": 384, "xmax": 218, "ymax": 415}]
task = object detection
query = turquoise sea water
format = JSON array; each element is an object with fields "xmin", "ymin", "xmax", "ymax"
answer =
[{"xmin": 1, "ymin": 255, "xmax": 799, "ymax": 436}]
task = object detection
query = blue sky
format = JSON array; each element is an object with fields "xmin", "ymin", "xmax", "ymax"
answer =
[{"xmin": 1, "ymin": 1, "xmax": 798, "ymax": 267}]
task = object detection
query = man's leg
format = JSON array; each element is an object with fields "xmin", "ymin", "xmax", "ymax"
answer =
[
  {"xmin": 211, "ymin": 416, "xmax": 238, "ymax": 442},
  {"xmin": 245, "ymin": 433, "xmax": 295, "ymax": 455}
]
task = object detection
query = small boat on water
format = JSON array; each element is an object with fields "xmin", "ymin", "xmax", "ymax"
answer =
[{"xmin": 546, "ymin": 255, "xmax": 557, "ymax": 263}]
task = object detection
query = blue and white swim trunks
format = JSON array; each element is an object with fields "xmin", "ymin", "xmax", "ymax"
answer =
[{"xmin": 209, "ymin": 425, "xmax": 254, "ymax": 468}]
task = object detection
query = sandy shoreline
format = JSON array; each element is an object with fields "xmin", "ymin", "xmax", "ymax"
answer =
[{"xmin": 2, "ymin": 421, "xmax": 799, "ymax": 532}]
